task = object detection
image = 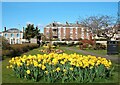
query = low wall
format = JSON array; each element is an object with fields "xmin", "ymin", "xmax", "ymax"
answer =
[
  {"xmin": 96, "ymin": 41, "xmax": 107, "ymax": 45},
  {"xmin": 45, "ymin": 41, "xmax": 108, "ymax": 45},
  {"xmin": 45, "ymin": 41, "xmax": 79, "ymax": 44}
]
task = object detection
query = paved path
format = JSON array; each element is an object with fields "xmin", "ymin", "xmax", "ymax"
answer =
[{"xmin": 64, "ymin": 47, "xmax": 120, "ymax": 63}]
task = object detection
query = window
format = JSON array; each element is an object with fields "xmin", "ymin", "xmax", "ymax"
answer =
[
  {"xmin": 11, "ymin": 33, "xmax": 14, "ymax": 37},
  {"xmin": 11, "ymin": 39, "xmax": 13, "ymax": 44},
  {"xmin": 17, "ymin": 34, "xmax": 19, "ymax": 37},
  {"xmin": 16, "ymin": 39, "xmax": 19, "ymax": 44},
  {"xmin": 5, "ymin": 34, "xmax": 7, "ymax": 37}
]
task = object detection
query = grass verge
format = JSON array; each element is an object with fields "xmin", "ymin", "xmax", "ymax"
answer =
[{"xmin": 2, "ymin": 46, "xmax": 120, "ymax": 83}]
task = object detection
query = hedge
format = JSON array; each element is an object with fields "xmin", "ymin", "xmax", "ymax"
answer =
[{"xmin": 2, "ymin": 43, "xmax": 39, "ymax": 58}]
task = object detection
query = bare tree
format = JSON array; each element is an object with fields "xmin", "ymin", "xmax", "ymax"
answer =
[{"xmin": 79, "ymin": 15, "xmax": 117, "ymax": 40}]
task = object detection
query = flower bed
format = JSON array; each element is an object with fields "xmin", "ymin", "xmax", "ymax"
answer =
[
  {"xmin": 7, "ymin": 53, "xmax": 113, "ymax": 83},
  {"xmin": 40, "ymin": 49, "xmax": 64, "ymax": 54},
  {"xmin": 41, "ymin": 44, "xmax": 64, "ymax": 54}
]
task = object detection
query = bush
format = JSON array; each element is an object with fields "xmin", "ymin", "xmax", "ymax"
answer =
[
  {"xmin": 82, "ymin": 43, "xmax": 87, "ymax": 49},
  {"xmin": 94, "ymin": 43, "xmax": 106, "ymax": 50},
  {"xmin": 53, "ymin": 42, "xmax": 58, "ymax": 46},
  {"xmin": 22, "ymin": 44, "xmax": 29, "ymax": 52},
  {"xmin": 41, "ymin": 41, "xmax": 45, "ymax": 46},
  {"xmin": 88, "ymin": 44, "xmax": 93, "ymax": 49},
  {"xmin": 53, "ymin": 42, "xmax": 67, "ymax": 46},
  {"xmin": 0, "ymin": 36, "xmax": 11, "ymax": 50},
  {"xmin": 81, "ymin": 39, "xmax": 94, "ymax": 46},
  {"xmin": 67, "ymin": 42, "xmax": 74, "ymax": 47},
  {"xmin": 2, "ymin": 43, "xmax": 39, "ymax": 58},
  {"xmin": 11, "ymin": 45, "xmax": 24, "ymax": 56},
  {"xmin": 100, "ymin": 44, "xmax": 106, "ymax": 50},
  {"xmin": 78, "ymin": 38, "xmax": 83, "ymax": 41},
  {"xmin": 79, "ymin": 41, "xmax": 83, "ymax": 45},
  {"xmin": 27, "ymin": 44, "xmax": 39, "ymax": 50},
  {"xmin": 118, "ymin": 41, "xmax": 120, "ymax": 53},
  {"xmin": 2, "ymin": 50, "xmax": 14, "ymax": 57}
]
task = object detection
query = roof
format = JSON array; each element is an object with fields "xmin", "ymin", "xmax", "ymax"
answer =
[
  {"xmin": 45, "ymin": 22, "xmax": 84, "ymax": 27},
  {"xmin": 3, "ymin": 28, "xmax": 22, "ymax": 33}
]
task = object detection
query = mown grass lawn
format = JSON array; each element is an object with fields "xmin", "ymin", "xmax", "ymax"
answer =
[
  {"xmin": 2, "ymin": 46, "xmax": 120, "ymax": 83},
  {"xmin": 85, "ymin": 49, "xmax": 119, "ymax": 57},
  {"xmin": 71, "ymin": 46, "xmax": 119, "ymax": 57}
]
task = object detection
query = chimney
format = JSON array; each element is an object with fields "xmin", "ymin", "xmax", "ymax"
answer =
[
  {"xmin": 66, "ymin": 21, "xmax": 68, "ymax": 25},
  {"xmin": 53, "ymin": 22, "xmax": 56, "ymax": 27},
  {"xmin": 4, "ymin": 27, "xmax": 6, "ymax": 31}
]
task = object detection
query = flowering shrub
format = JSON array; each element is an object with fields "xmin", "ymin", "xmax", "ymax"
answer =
[
  {"xmin": 40, "ymin": 49, "xmax": 64, "ymax": 54},
  {"xmin": 42, "ymin": 44, "xmax": 63, "ymax": 54},
  {"xmin": 42, "ymin": 43, "xmax": 56, "ymax": 53},
  {"xmin": 7, "ymin": 53, "xmax": 113, "ymax": 83}
]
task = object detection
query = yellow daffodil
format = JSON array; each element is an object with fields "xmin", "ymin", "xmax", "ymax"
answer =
[
  {"xmin": 6, "ymin": 66, "xmax": 9, "ymax": 69},
  {"xmin": 10, "ymin": 65, "xmax": 13, "ymax": 68},
  {"xmin": 63, "ymin": 69, "xmax": 67, "ymax": 72},
  {"xmin": 34, "ymin": 61, "xmax": 38, "ymax": 67},
  {"xmin": 41, "ymin": 65, "xmax": 46, "ymax": 70},
  {"xmin": 56, "ymin": 67, "xmax": 60, "ymax": 72},
  {"xmin": 38, "ymin": 64, "xmax": 42, "ymax": 67},
  {"xmin": 45, "ymin": 71, "xmax": 48, "ymax": 74},
  {"xmin": 70, "ymin": 67, "xmax": 73, "ymax": 71},
  {"xmin": 26, "ymin": 70, "xmax": 30, "ymax": 74},
  {"xmin": 90, "ymin": 66, "xmax": 93, "ymax": 69},
  {"xmin": 8, "ymin": 53, "xmax": 112, "ymax": 75},
  {"xmin": 60, "ymin": 61, "xmax": 65, "ymax": 64}
]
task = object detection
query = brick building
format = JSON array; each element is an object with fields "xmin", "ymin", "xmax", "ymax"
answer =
[{"xmin": 44, "ymin": 22, "xmax": 92, "ymax": 41}]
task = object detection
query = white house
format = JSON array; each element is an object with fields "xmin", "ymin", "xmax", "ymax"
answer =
[{"xmin": 1, "ymin": 27, "xmax": 23, "ymax": 44}]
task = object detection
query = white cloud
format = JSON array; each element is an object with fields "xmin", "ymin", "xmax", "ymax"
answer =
[
  {"xmin": 56, "ymin": 22, "xmax": 62, "ymax": 24},
  {"xmin": 26, "ymin": 21, "xmax": 33, "ymax": 25},
  {"xmin": 37, "ymin": 23, "xmax": 44, "ymax": 28}
]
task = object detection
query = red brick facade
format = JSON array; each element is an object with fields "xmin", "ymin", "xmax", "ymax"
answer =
[
  {"xmin": 44, "ymin": 23, "xmax": 92, "ymax": 41},
  {"xmin": 66, "ymin": 28, "xmax": 70, "ymax": 40},
  {"xmin": 77, "ymin": 28, "xmax": 81, "ymax": 39},
  {"xmin": 72, "ymin": 28, "xmax": 76, "ymax": 40},
  {"xmin": 61, "ymin": 28, "xmax": 64, "ymax": 39}
]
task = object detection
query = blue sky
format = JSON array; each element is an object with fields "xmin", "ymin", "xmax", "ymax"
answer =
[{"xmin": 2, "ymin": 2, "xmax": 118, "ymax": 33}]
